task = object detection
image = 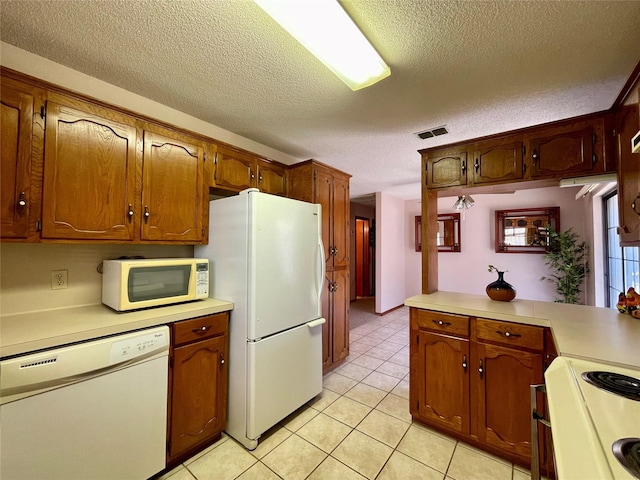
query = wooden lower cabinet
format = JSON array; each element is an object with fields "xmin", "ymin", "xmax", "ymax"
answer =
[
  {"xmin": 322, "ymin": 268, "xmax": 349, "ymax": 371},
  {"xmin": 410, "ymin": 308, "xmax": 548, "ymax": 470},
  {"xmin": 167, "ymin": 313, "xmax": 229, "ymax": 466}
]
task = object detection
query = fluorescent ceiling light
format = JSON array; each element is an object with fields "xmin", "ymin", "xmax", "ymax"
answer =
[{"xmin": 254, "ymin": 0, "xmax": 390, "ymax": 90}]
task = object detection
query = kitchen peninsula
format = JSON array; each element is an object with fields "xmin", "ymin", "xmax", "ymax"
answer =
[{"xmin": 405, "ymin": 291, "xmax": 640, "ymax": 480}]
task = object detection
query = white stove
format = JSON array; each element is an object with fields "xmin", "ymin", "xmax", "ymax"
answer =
[{"xmin": 545, "ymin": 356, "xmax": 640, "ymax": 479}]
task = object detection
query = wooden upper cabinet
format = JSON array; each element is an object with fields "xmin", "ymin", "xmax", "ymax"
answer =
[
  {"xmin": 331, "ymin": 174, "xmax": 350, "ymax": 268},
  {"xmin": 472, "ymin": 140, "xmax": 524, "ymax": 184},
  {"xmin": 256, "ymin": 159, "xmax": 286, "ymax": 196},
  {"xmin": 315, "ymin": 168, "xmax": 333, "ymax": 268},
  {"xmin": 1, "ymin": 80, "xmax": 33, "ymax": 239},
  {"xmin": 214, "ymin": 146, "xmax": 254, "ymax": 192},
  {"xmin": 141, "ymin": 130, "xmax": 206, "ymax": 242},
  {"xmin": 424, "ymin": 150, "xmax": 468, "ymax": 188},
  {"xmin": 615, "ymin": 104, "xmax": 640, "ymax": 246},
  {"xmin": 527, "ymin": 118, "xmax": 608, "ymax": 178},
  {"xmin": 41, "ymin": 97, "xmax": 138, "ymax": 240}
]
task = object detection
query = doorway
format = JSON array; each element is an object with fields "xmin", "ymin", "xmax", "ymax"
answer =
[{"xmin": 355, "ymin": 217, "xmax": 375, "ymax": 297}]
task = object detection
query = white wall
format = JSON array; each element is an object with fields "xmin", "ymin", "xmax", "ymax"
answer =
[
  {"xmin": 0, "ymin": 244, "xmax": 191, "ymax": 315},
  {"xmin": 375, "ymin": 192, "xmax": 406, "ymax": 313},
  {"xmin": 404, "ymin": 186, "xmax": 593, "ymax": 303},
  {"xmin": 405, "ymin": 199, "xmax": 422, "ymax": 298}
]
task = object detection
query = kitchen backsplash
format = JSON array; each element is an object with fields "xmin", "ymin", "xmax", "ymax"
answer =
[{"xmin": 0, "ymin": 243, "xmax": 193, "ymax": 315}]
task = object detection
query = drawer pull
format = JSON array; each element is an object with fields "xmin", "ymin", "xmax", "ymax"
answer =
[
  {"xmin": 433, "ymin": 320, "xmax": 452, "ymax": 327},
  {"xmin": 192, "ymin": 325, "xmax": 211, "ymax": 334},
  {"xmin": 496, "ymin": 330, "xmax": 521, "ymax": 338}
]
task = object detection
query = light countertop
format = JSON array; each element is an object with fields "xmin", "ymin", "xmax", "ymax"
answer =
[
  {"xmin": 0, "ymin": 298, "xmax": 234, "ymax": 358},
  {"xmin": 405, "ymin": 291, "xmax": 640, "ymax": 369}
]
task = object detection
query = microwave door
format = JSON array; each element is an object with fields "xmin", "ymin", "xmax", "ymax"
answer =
[{"xmin": 128, "ymin": 265, "xmax": 191, "ymax": 303}]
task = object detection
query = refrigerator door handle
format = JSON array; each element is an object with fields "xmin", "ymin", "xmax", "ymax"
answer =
[
  {"xmin": 317, "ymin": 236, "xmax": 326, "ymax": 304},
  {"xmin": 307, "ymin": 318, "xmax": 326, "ymax": 329}
]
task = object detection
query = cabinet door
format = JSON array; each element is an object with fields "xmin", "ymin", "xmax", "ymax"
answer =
[
  {"xmin": 472, "ymin": 141, "xmax": 524, "ymax": 184},
  {"xmin": 257, "ymin": 160, "xmax": 286, "ymax": 196},
  {"xmin": 214, "ymin": 147, "xmax": 255, "ymax": 191},
  {"xmin": 530, "ymin": 127, "xmax": 595, "ymax": 178},
  {"xmin": 169, "ymin": 335, "xmax": 227, "ymax": 461},
  {"xmin": 321, "ymin": 272, "xmax": 332, "ymax": 370},
  {"xmin": 331, "ymin": 268, "xmax": 350, "ymax": 365},
  {"xmin": 1, "ymin": 82, "xmax": 33, "ymax": 239},
  {"xmin": 315, "ymin": 169, "xmax": 333, "ymax": 268},
  {"xmin": 615, "ymin": 105, "xmax": 640, "ymax": 246},
  {"xmin": 331, "ymin": 174, "xmax": 350, "ymax": 268},
  {"xmin": 42, "ymin": 99, "xmax": 138, "ymax": 240},
  {"xmin": 475, "ymin": 343, "xmax": 543, "ymax": 460},
  {"xmin": 141, "ymin": 131, "xmax": 205, "ymax": 242},
  {"xmin": 414, "ymin": 330, "xmax": 470, "ymax": 434},
  {"xmin": 425, "ymin": 151, "xmax": 468, "ymax": 188}
]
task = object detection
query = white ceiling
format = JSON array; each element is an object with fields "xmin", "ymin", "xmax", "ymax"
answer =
[{"xmin": 1, "ymin": 1, "xmax": 639, "ymax": 201}]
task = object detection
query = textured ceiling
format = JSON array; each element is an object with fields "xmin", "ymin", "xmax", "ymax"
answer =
[{"xmin": 1, "ymin": 0, "xmax": 639, "ymax": 200}]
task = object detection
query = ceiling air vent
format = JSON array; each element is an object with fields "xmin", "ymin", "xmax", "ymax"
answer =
[{"xmin": 415, "ymin": 125, "xmax": 449, "ymax": 140}]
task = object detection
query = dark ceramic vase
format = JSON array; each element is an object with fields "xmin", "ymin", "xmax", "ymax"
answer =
[{"xmin": 486, "ymin": 271, "xmax": 516, "ymax": 302}]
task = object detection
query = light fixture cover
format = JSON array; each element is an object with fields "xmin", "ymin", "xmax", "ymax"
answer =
[
  {"xmin": 254, "ymin": 0, "xmax": 390, "ymax": 90},
  {"xmin": 453, "ymin": 195, "xmax": 475, "ymax": 210}
]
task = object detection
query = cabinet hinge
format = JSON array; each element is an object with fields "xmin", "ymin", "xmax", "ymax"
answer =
[
  {"xmin": 213, "ymin": 152, "xmax": 218, "ymax": 181},
  {"xmin": 592, "ymin": 132, "xmax": 597, "ymax": 144},
  {"xmin": 522, "ymin": 145, "xmax": 526, "ymax": 157},
  {"xmin": 203, "ymin": 152, "xmax": 206, "ymax": 163},
  {"xmin": 214, "ymin": 152, "xmax": 218, "ymax": 165},
  {"xmin": 202, "ymin": 228, "xmax": 205, "ymax": 237},
  {"xmin": 35, "ymin": 219, "xmax": 42, "ymax": 231},
  {"xmin": 415, "ymin": 334, "xmax": 419, "ymax": 345},
  {"xmin": 169, "ymin": 356, "xmax": 174, "ymax": 368},
  {"xmin": 40, "ymin": 105, "xmax": 46, "ymax": 120}
]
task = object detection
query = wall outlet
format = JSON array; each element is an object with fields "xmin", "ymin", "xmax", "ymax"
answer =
[{"xmin": 51, "ymin": 269, "xmax": 68, "ymax": 290}]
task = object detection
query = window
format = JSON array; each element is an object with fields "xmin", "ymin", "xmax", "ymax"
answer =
[{"xmin": 604, "ymin": 191, "xmax": 640, "ymax": 308}]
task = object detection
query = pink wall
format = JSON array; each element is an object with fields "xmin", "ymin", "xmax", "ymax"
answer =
[
  {"xmin": 404, "ymin": 186, "xmax": 592, "ymax": 303},
  {"xmin": 376, "ymin": 192, "xmax": 407, "ymax": 313}
]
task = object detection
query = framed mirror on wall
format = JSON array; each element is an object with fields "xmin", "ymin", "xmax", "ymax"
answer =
[
  {"xmin": 495, "ymin": 206, "xmax": 560, "ymax": 253},
  {"xmin": 415, "ymin": 213, "xmax": 461, "ymax": 252}
]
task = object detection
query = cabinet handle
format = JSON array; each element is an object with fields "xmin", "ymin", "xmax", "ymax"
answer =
[
  {"xmin": 127, "ymin": 204, "xmax": 134, "ymax": 220},
  {"xmin": 496, "ymin": 330, "xmax": 521, "ymax": 338},
  {"xmin": 532, "ymin": 149, "xmax": 538, "ymax": 165},
  {"xmin": 220, "ymin": 354, "xmax": 225, "ymax": 365},
  {"xmin": 478, "ymin": 360, "xmax": 484, "ymax": 378},
  {"xmin": 17, "ymin": 192, "xmax": 27, "ymax": 209},
  {"xmin": 474, "ymin": 158, "xmax": 479, "ymax": 173},
  {"xmin": 250, "ymin": 169, "xmax": 255, "ymax": 180},
  {"xmin": 192, "ymin": 325, "xmax": 211, "ymax": 334},
  {"xmin": 432, "ymin": 319, "xmax": 452, "ymax": 327},
  {"xmin": 462, "ymin": 355, "xmax": 467, "ymax": 371},
  {"xmin": 333, "ymin": 246, "xmax": 338, "ymax": 256},
  {"xmin": 144, "ymin": 205, "xmax": 150, "ymax": 223},
  {"xmin": 332, "ymin": 282, "xmax": 338, "ymax": 292},
  {"xmin": 461, "ymin": 161, "xmax": 466, "ymax": 174},
  {"xmin": 259, "ymin": 174, "xmax": 263, "ymax": 183},
  {"xmin": 632, "ymin": 194, "xmax": 640, "ymax": 217}
]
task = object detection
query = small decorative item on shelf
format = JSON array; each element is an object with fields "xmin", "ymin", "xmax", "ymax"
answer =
[{"xmin": 486, "ymin": 265, "xmax": 516, "ymax": 302}]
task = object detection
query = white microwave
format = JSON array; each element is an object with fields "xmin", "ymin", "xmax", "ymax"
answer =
[{"xmin": 102, "ymin": 258, "xmax": 209, "ymax": 311}]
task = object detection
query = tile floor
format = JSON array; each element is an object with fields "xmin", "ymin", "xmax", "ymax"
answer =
[{"xmin": 160, "ymin": 301, "xmax": 533, "ymax": 480}]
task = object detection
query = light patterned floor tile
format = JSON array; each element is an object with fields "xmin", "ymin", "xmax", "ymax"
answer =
[
  {"xmin": 363, "ymin": 347, "xmax": 395, "ymax": 361},
  {"xmin": 447, "ymin": 443, "xmax": 512, "ymax": 480},
  {"xmin": 361, "ymin": 371, "xmax": 402, "ymax": 392},
  {"xmin": 356, "ymin": 409, "xmax": 410, "ymax": 447},
  {"xmin": 355, "ymin": 335, "xmax": 384, "ymax": 346},
  {"xmin": 296, "ymin": 412, "xmax": 352, "ymax": 453},
  {"xmin": 186, "ymin": 438, "xmax": 257, "ymax": 480},
  {"xmin": 350, "ymin": 354, "xmax": 385, "ymax": 370},
  {"xmin": 387, "ymin": 351, "xmax": 409, "ymax": 366},
  {"xmin": 307, "ymin": 388, "xmax": 340, "ymax": 411},
  {"xmin": 375, "ymin": 393, "xmax": 412, "ymax": 423},
  {"xmin": 348, "ymin": 342, "xmax": 373, "ymax": 354},
  {"xmin": 377, "ymin": 451, "xmax": 445, "ymax": 480},
  {"xmin": 376, "ymin": 360, "xmax": 409, "ymax": 379},
  {"xmin": 323, "ymin": 396, "xmax": 372, "ymax": 427},
  {"xmin": 282, "ymin": 405, "xmax": 319, "ymax": 432},
  {"xmin": 332, "ymin": 430, "xmax": 393, "ymax": 479},
  {"xmin": 396, "ymin": 424, "xmax": 456, "ymax": 474},
  {"xmin": 157, "ymin": 465, "xmax": 196, "ymax": 480},
  {"xmin": 323, "ymin": 372, "xmax": 358, "ymax": 394},
  {"xmin": 337, "ymin": 362, "xmax": 374, "ymax": 381},
  {"xmin": 182, "ymin": 434, "xmax": 229, "ymax": 465},
  {"xmin": 343, "ymin": 382, "xmax": 387, "ymax": 407},
  {"xmin": 249, "ymin": 424, "xmax": 292, "ymax": 459},
  {"xmin": 262, "ymin": 434, "xmax": 327, "ymax": 480},
  {"xmin": 235, "ymin": 462, "xmax": 281, "ymax": 480},
  {"xmin": 307, "ymin": 456, "xmax": 367, "ymax": 480},
  {"xmin": 391, "ymin": 378, "xmax": 410, "ymax": 399}
]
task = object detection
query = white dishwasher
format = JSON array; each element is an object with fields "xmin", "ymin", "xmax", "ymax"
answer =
[{"xmin": 0, "ymin": 325, "xmax": 169, "ymax": 480}]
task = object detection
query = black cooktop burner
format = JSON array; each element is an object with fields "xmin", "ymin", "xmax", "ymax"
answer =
[
  {"xmin": 581, "ymin": 371, "xmax": 640, "ymax": 401},
  {"xmin": 613, "ymin": 438, "xmax": 640, "ymax": 479}
]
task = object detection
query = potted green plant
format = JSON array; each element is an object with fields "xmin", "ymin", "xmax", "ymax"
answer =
[{"xmin": 539, "ymin": 228, "xmax": 589, "ymax": 304}]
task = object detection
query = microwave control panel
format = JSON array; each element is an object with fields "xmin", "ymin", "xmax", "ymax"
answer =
[{"xmin": 196, "ymin": 262, "xmax": 209, "ymax": 296}]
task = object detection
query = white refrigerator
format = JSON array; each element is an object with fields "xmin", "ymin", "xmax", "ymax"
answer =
[{"xmin": 195, "ymin": 188, "xmax": 325, "ymax": 450}]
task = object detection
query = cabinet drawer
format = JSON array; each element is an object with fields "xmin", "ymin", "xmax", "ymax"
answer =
[
  {"xmin": 476, "ymin": 318, "xmax": 543, "ymax": 351},
  {"xmin": 415, "ymin": 310, "xmax": 469, "ymax": 337},
  {"xmin": 173, "ymin": 313, "xmax": 228, "ymax": 346}
]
